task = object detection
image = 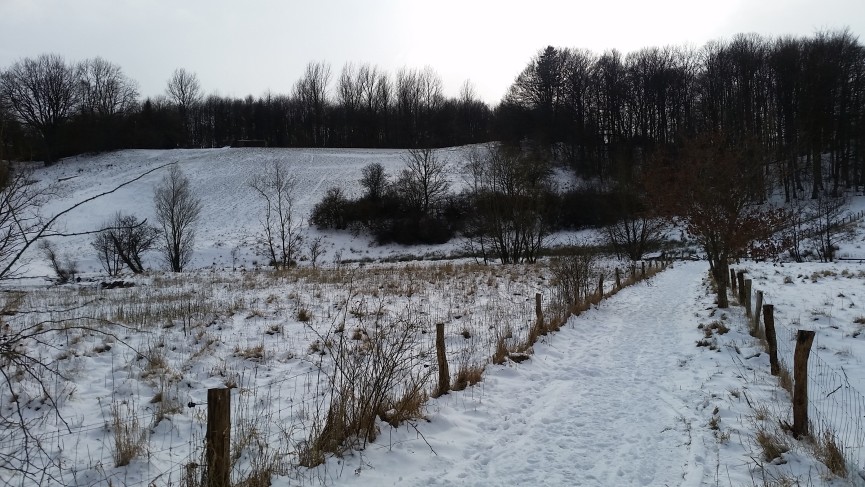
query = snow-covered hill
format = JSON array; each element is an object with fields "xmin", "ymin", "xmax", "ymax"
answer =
[
  {"xmin": 2, "ymin": 148, "xmax": 864, "ymax": 486},
  {"xmin": 27, "ymin": 147, "xmax": 475, "ymax": 278}
]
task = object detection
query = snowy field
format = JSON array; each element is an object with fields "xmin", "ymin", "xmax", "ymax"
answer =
[{"xmin": 1, "ymin": 148, "xmax": 865, "ymax": 486}]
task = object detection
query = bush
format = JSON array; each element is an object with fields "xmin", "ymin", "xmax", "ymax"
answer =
[
  {"xmin": 300, "ymin": 313, "xmax": 431, "ymax": 466},
  {"xmin": 310, "ymin": 186, "xmax": 349, "ymax": 230},
  {"xmin": 311, "ymin": 189, "xmax": 465, "ymax": 245}
]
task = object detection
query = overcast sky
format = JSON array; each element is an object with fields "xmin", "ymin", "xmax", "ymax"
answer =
[{"xmin": 1, "ymin": 0, "xmax": 862, "ymax": 104}]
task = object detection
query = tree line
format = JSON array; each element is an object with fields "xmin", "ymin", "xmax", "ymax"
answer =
[
  {"xmin": 0, "ymin": 57, "xmax": 491, "ymax": 162},
  {"xmin": 2, "ymin": 29, "xmax": 862, "ymax": 195},
  {"xmin": 501, "ymin": 29, "xmax": 865, "ymax": 201}
]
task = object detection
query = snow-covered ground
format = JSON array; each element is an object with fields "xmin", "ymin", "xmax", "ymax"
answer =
[{"xmin": 1, "ymin": 148, "xmax": 864, "ymax": 486}]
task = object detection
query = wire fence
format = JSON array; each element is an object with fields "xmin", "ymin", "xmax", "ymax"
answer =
[{"xmin": 759, "ymin": 292, "xmax": 865, "ymax": 485}]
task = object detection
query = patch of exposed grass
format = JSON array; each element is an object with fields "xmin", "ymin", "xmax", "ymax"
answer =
[{"xmin": 452, "ymin": 363, "xmax": 484, "ymax": 391}]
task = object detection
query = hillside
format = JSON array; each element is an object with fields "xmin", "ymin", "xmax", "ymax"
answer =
[
  {"xmin": 26, "ymin": 147, "xmax": 477, "ymax": 279},
  {"xmin": 0, "ymin": 148, "xmax": 864, "ymax": 486}
]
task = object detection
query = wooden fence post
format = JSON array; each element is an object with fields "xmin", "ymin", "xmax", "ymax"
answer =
[
  {"xmin": 792, "ymin": 330, "xmax": 816, "ymax": 438},
  {"xmin": 753, "ymin": 290, "xmax": 763, "ymax": 335},
  {"xmin": 206, "ymin": 388, "xmax": 230, "ymax": 487},
  {"xmin": 744, "ymin": 279, "xmax": 752, "ymax": 318},
  {"xmin": 615, "ymin": 268, "xmax": 621, "ymax": 289},
  {"xmin": 435, "ymin": 323, "xmax": 450, "ymax": 396},
  {"xmin": 535, "ymin": 293, "xmax": 544, "ymax": 327},
  {"xmin": 597, "ymin": 275, "xmax": 604, "ymax": 298},
  {"xmin": 730, "ymin": 268, "xmax": 737, "ymax": 294},
  {"xmin": 737, "ymin": 271, "xmax": 746, "ymax": 304},
  {"xmin": 641, "ymin": 261, "xmax": 646, "ymax": 279},
  {"xmin": 763, "ymin": 305, "xmax": 779, "ymax": 376}
]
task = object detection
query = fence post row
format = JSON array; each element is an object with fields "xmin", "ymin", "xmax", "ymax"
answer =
[
  {"xmin": 792, "ymin": 330, "xmax": 816, "ymax": 438},
  {"xmin": 206, "ymin": 388, "xmax": 231, "ymax": 487}
]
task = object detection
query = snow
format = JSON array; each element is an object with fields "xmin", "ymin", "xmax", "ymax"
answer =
[
  {"xmin": 328, "ymin": 263, "xmax": 704, "ymax": 486},
  {"xmin": 1, "ymin": 147, "xmax": 863, "ymax": 486}
]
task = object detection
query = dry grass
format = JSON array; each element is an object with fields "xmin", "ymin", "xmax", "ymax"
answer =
[
  {"xmin": 452, "ymin": 363, "xmax": 484, "ymax": 391},
  {"xmin": 111, "ymin": 400, "xmax": 147, "ymax": 467},
  {"xmin": 813, "ymin": 430, "xmax": 847, "ymax": 478},
  {"xmin": 755, "ymin": 426, "xmax": 790, "ymax": 462},
  {"xmin": 491, "ymin": 335, "xmax": 509, "ymax": 365},
  {"xmin": 234, "ymin": 343, "xmax": 266, "ymax": 361},
  {"xmin": 778, "ymin": 364, "xmax": 793, "ymax": 394},
  {"xmin": 384, "ymin": 384, "xmax": 428, "ymax": 427},
  {"xmin": 296, "ymin": 308, "xmax": 311, "ymax": 322}
]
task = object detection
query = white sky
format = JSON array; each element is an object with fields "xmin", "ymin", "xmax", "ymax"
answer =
[{"xmin": 1, "ymin": 0, "xmax": 862, "ymax": 104}]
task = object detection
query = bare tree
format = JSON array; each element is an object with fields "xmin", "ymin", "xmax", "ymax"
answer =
[
  {"xmin": 92, "ymin": 213, "xmax": 159, "ymax": 274},
  {"xmin": 165, "ymin": 68, "xmax": 201, "ymax": 147},
  {"xmin": 77, "ymin": 57, "xmax": 139, "ymax": 117},
  {"xmin": 605, "ymin": 214, "xmax": 666, "ymax": 263},
  {"xmin": 604, "ymin": 183, "xmax": 666, "ymax": 262},
  {"xmin": 38, "ymin": 239, "xmax": 77, "ymax": 283},
  {"xmin": 808, "ymin": 193, "xmax": 853, "ymax": 262},
  {"xmin": 463, "ymin": 144, "xmax": 552, "ymax": 264},
  {"xmin": 307, "ymin": 235, "xmax": 326, "ymax": 269},
  {"xmin": 165, "ymin": 68, "xmax": 201, "ymax": 111},
  {"xmin": 395, "ymin": 148, "xmax": 449, "ymax": 216},
  {"xmin": 0, "ymin": 54, "xmax": 79, "ymax": 162},
  {"xmin": 293, "ymin": 61, "xmax": 331, "ymax": 146},
  {"xmin": 91, "ymin": 229, "xmax": 123, "ymax": 276},
  {"xmin": 249, "ymin": 161, "xmax": 302, "ymax": 269},
  {"xmin": 360, "ymin": 162, "xmax": 388, "ymax": 201},
  {"xmin": 153, "ymin": 164, "xmax": 201, "ymax": 272}
]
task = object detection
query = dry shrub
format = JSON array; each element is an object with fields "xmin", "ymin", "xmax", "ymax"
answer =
[
  {"xmin": 111, "ymin": 400, "xmax": 147, "ymax": 467},
  {"xmin": 814, "ymin": 430, "xmax": 847, "ymax": 478},
  {"xmin": 707, "ymin": 320, "xmax": 730, "ymax": 335},
  {"xmin": 297, "ymin": 308, "xmax": 311, "ymax": 322},
  {"xmin": 755, "ymin": 426, "xmax": 790, "ymax": 462},
  {"xmin": 234, "ymin": 343, "xmax": 266, "ymax": 361},
  {"xmin": 301, "ymin": 312, "xmax": 431, "ymax": 466},
  {"xmin": 550, "ymin": 248, "xmax": 597, "ymax": 314},
  {"xmin": 491, "ymin": 335, "xmax": 509, "ymax": 365},
  {"xmin": 452, "ymin": 363, "xmax": 484, "ymax": 391},
  {"xmin": 384, "ymin": 384, "xmax": 428, "ymax": 427}
]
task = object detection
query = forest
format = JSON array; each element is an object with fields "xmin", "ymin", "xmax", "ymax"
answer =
[{"xmin": 0, "ymin": 29, "xmax": 863, "ymax": 200}]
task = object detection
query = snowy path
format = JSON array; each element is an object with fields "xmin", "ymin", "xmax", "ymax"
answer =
[{"xmin": 328, "ymin": 262, "xmax": 710, "ymax": 486}]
